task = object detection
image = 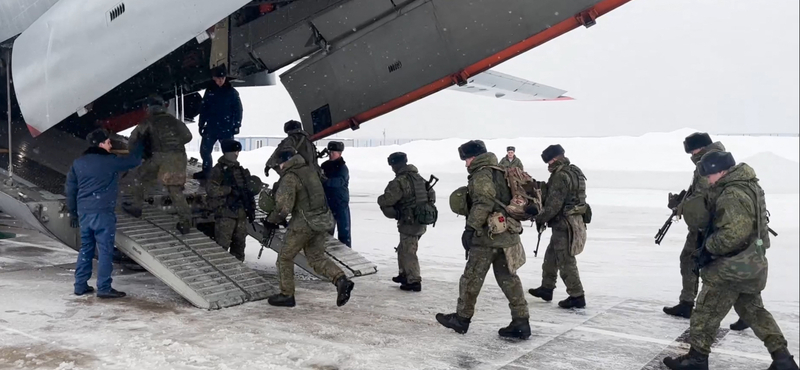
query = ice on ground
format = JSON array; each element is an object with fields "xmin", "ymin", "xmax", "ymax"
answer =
[{"xmin": 1, "ymin": 133, "xmax": 798, "ymax": 369}]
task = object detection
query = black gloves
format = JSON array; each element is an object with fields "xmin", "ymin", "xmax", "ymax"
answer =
[
  {"xmin": 69, "ymin": 214, "xmax": 79, "ymax": 229},
  {"xmin": 461, "ymin": 227, "xmax": 475, "ymax": 252},
  {"xmin": 263, "ymin": 220, "xmax": 280, "ymax": 230},
  {"xmin": 524, "ymin": 204, "xmax": 539, "ymax": 217},
  {"xmin": 668, "ymin": 189, "xmax": 687, "ymax": 210},
  {"xmin": 264, "ymin": 166, "xmax": 271, "ymax": 178}
]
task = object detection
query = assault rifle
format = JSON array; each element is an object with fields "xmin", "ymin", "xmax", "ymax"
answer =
[
  {"xmin": 257, "ymin": 217, "xmax": 277, "ymax": 260},
  {"xmin": 693, "ymin": 211, "xmax": 716, "ymax": 275},
  {"xmin": 316, "ymin": 148, "xmax": 329, "ymax": 159},
  {"xmin": 426, "ymin": 175, "xmax": 439, "ymax": 191},
  {"xmin": 655, "ymin": 189, "xmax": 687, "ymax": 245},
  {"xmin": 534, "ymin": 222, "xmax": 546, "ymax": 257}
]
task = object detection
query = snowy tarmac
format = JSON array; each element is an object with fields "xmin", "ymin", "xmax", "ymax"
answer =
[
  {"xmin": 1, "ymin": 191, "xmax": 798, "ymax": 370},
  {"xmin": 1, "ymin": 131, "xmax": 798, "ymax": 369}
]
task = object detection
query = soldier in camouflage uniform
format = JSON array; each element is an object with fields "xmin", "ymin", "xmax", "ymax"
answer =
[
  {"xmin": 377, "ymin": 152, "xmax": 427, "ymax": 292},
  {"xmin": 664, "ymin": 133, "xmax": 749, "ymax": 331},
  {"xmin": 498, "ymin": 146, "xmax": 523, "ymax": 170},
  {"xmin": 663, "ymin": 152, "xmax": 798, "ymax": 370},
  {"xmin": 206, "ymin": 139, "xmax": 256, "ymax": 262},
  {"xmin": 528, "ymin": 144, "xmax": 587, "ymax": 309},
  {"xmin": 264, "ymin": 149, "xmax": 355, "ymax": 308},
  {"xmin": 436, "ymin": 140, "xmax": 531, "ymax": 340},
  {"xmin": 124, "ymin": 96, "xmax": 193, "ymax": 234},
  {"xmin": 265, "ymin": 120, "xmax": 322, "ymax": 178}
]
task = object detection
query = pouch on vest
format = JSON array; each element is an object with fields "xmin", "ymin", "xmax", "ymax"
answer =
[
  {"xmin": 703, "ymin": 241, "xmax": 768, "ymax": 294},
  {"xmin": 679, "ymin": 193, "xmax": 710, "ymax": 231},
  {"xmin": 566, "ymin": 214, "xmax": 587, "ymax": 256},
  {"xmin": 258, "ymin": 189, "xmax": 276, "ymax": 214},
  {"xmin": 565, "ymin": 203, "xmax": 592, "ymax": 225},
  {"xmin": 404, "ymin": 173, "xmax": 438, "ymax": 226},
  {"xmin": 301, "ymin": 208, "xmax": 334, "ymax": 232},
  {"xmin": 487, "ymin": 212, "xmax": 523, "ymax": 237},
  {"xmin": 504, "ymin": 243, "xmax": 527, "ymax": 274}
]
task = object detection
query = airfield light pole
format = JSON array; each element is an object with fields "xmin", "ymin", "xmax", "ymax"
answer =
[{"xmin": 5, "ymin": 49, "xmax": 11, "ymax": 180}]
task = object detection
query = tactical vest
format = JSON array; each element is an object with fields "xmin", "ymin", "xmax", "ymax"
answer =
[
  {"xmin": 150, "ymin": 114, "xmax": 188, "ymax": 152},
  {"xmin": 397, "ymin": 172, "xmax": 436, "ymax": 225},
  {"xmin": 723, "ymin": 181, "xmax": 771, "ymax": 250},
  {"xmin": 488, "ymin": 167, "xmax": 514, "ymax": 214},
  {"xmin": 285, "ymin": 165, "xmax": 328, "ymax": 213},
  {"xmin": 222, "ymin": 164, "xmax": 250, "ymax": 210},
  {"xmin": 291, "ymin": 133, "xmax": 322, "ymax": 175},
  {"xmin": 558, "ymin": 164, "xmax": 587, "ymax": 208}
]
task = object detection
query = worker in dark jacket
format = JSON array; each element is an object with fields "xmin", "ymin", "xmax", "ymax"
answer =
[
  {"xmin": 66, "ymin": 129, "xmax": 143, "ymax": 299},
  {"xmin": 194, "ymin": 65, "xmax": 243, "ymax": 179},
  {"xmin": 321, "ymin": 141, "xmax": 351, "ymax": 247}
]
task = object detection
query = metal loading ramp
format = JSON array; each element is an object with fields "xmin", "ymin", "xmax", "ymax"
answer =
[
  {"xmin": 114, "ymin": 202, "xmax": 272, "ymax": 309},
  {"xmin": 248, "ymin": 208, "xmax": 378, "ymax": 280}
]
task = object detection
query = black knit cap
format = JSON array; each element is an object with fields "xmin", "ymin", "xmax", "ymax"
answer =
[
  {"xmin": 458, "ymin": 140, "xmax": 487, "ymax": 160},
  {"xmin": 388, "ymin": 152, "xmax": 407, "ymax": 166},
  {"xmin": 86, "ymin": 129, "xmax": 110, "ymax": 146},
  {"xmin": 327, "ymin": 141, "xmax": 345, "ymax": 152},
  {"xmin": 283, "ymin": 120, "xmax": 302, "ymax": 133},
  {"xmin": 220, "ymin": 139, "xmax": 242, "ymax": 153},
  {"xmin": 683, "ymin": 132, "xmax": 712, "ymax": 153},
  {"xmin": 699, "ymin": 151, "xmax": 736, "ymax": 176},
  {"xmin": 541, "ymin": 144, "xmax": 565, "ymax": 163},
  {"xmin": 507, "ymin": 146, "xmax": 515, "ymax": 152},
  {"xmin": 211, "ymin": 65, "xmax": 227, "ymax": 78}
]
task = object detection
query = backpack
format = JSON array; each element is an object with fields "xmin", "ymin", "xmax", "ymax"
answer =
[
  {"xmin": 488, "ymin": 166, "xmax": 542, "ymax": 221},
  {"xmin": 402, "ymin": 173, "xmax": 438, "ymax": 226}
]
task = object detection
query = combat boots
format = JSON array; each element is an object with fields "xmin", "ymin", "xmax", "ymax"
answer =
[
  {"xmin": 267, "ymin": 294, "xmax": 296, "ymax": 307},
  {"xmin": 498, "ymin": 318, "xmax": 531, "ymax": 340},
  {"xmin": 528, "ymin": 286, "xmax": 554, "ymax": 302},
  {"xmin": 729, "ymin": 318, "xmax": 750, "ymax": 331},
  {"xmin": 663, "ymin": 301, "xmax": 694, "ymax": 319},
  {"xmin": 122, "ymin": 203, "xmax": 142, "ymax": 218},
  {"xmin": 400, "ymin": 282, "xmax": 421, "ymax": 292},
  {"xmin": 392, "ymin": 274, "xmax": 407, "ymax": 284},
  {"xmin": 435, "ymin": 313, "xmax": 471, "ymax": 334},
  {"xmin": 769, "ymin": 348, "xmax": 799, "ymax": 370},
  {"xmin": 558, "ymin": 295, "xmax": 586, "ymax": 309},
  {"xmin": 335, "ymin": 276, "xmax": 354, "ymax": 307},
  {"xmin": 176, "ymin": 222, "xmax": 190, "ymax": 235},
  {"xmin": 663, "ymin": 348, "xmax": 709, "ymax": 370}
]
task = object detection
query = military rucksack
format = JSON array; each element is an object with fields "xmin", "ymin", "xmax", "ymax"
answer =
[
  {"xmin": 488, "ymin": 166, "xmax": 542, "ymax": 221},
  {"xmin": 401, "ymin": 173, "xmax": 438, "ymax": 226}
]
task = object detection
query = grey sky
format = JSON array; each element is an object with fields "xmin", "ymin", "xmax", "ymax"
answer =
[{"xmin": 237, "ymin": 0, "xmax": 800, "ymax": 139}]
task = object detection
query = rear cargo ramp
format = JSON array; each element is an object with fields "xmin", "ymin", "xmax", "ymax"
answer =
[{"xmin": 115, "ymin": 203, "xmax": 272, "ymax": 309}]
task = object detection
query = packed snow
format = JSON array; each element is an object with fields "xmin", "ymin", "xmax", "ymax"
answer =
[{"xmin": 1, "ymin": 130, "xmax": 798, "ymax": 370}]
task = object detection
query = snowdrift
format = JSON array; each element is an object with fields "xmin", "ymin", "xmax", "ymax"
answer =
[{"xmin": 191, "ymin": 129, "xmax": 799, "ymax": 195}]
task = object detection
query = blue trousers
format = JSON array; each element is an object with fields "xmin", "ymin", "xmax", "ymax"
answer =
[
  {"xmin": 331, "ymin": 206, "xmax": 351, "ymax": 248},
  {"xmin": 200, "ymin": 133, "xmax": 233, "ymax": 174},
  {"xmin": 74, "ymin": 212, "xmax": 117, "ymax": 294}
]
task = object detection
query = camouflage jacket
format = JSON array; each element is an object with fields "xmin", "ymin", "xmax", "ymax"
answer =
[
  {"xmin": 377, "ymin": 164, "xmax": 426, "ymax": 236},
  {"xmin": 498, "ymin": 155, "xmax": 524, "ymax": 170},
  {"xmin": 701, "ymin": 163, "xmax": 770, "ymax": 293},
  {"xmin": 678, "ymin": 141, "xmax": 725, "ymax": 231},
  {"xmin": 267, "ymin": 155, "xmax": 332, "ymax": 231},
  {"xmin": 129, "ymin": 106, "xmax": 193, "ymax": 157},
  {"xmin": 536, "ymin": 157, "xmax": 586, "ymax": 230},
  {"xmin": 207, "ymin": 156, "xmax": 254, "ymax": 219},
  {"xmin": 466, "ymin": 152, "xmax": 520, "ymax": 248},
  {"xmin": 266, "ymin": 129, "xmax": 321, "ymax": 174}
]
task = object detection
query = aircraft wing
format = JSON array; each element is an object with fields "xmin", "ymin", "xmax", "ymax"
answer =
[{"xmin": 446, "ymin": 70, "xmax": 572, "ymax": 101}]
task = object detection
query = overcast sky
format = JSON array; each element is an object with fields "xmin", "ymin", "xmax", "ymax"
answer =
[{"xmin": 235, "ymin": 0, "xmax": 800, "ymax": 139}]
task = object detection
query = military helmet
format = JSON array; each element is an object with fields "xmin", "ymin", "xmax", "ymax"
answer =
[
  {"xmin": 449, "ymin": 186, "xmax": 470, "ymax": 216},
  {"xmin": 247, "ymin": 175, "xmax": 263, "ymax": 195}
]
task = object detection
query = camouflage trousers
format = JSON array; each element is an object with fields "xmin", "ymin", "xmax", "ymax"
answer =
[
  {"xmin": 397, "ymin": 233, "xmax": 422, "ymax": 283},
  {"xmin": 278, "ymin": 227, "xmax": 345, "ymax": 296},
  {"xmin": 215, "ymin": 209, "xmax": 248, "ymax": 262},
  {"xmin": 130, "ymin": 159, "xmax": 191, "ymax": 226},
  {"xmin": 679, "ymin": 231, "xmax": 700, "ymax": 303},
  {"xmin": 541, "ymin": 229, "xmax": 584, "ymax": 297},
  {"xmin": 456, "ymin": 246, "xmax": 529, "ymax": 320},
  {"xmin": 691, "ymin": 283, "xmax": 788, "ymax": 355}
]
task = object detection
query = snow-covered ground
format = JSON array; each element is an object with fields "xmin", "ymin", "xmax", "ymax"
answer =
[{"xmin": 1, "ymin": 131, "xmax": 798, "ymax": 370}]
